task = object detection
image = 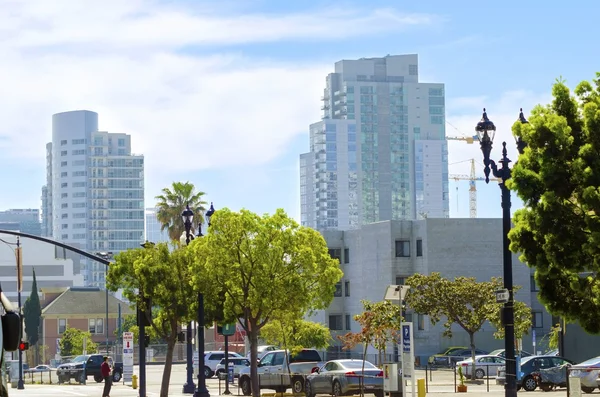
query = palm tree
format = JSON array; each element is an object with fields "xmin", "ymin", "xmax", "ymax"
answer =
[{"xmin": 155, "ymin": 182, "xmax": 207, "ymax": 241}]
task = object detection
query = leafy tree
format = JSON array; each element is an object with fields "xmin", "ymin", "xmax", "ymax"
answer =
[
  {"xmin": 155, "ymin": 181, "xmax": 207, "ymax": 241},
  {"xmin": 107, "ymin": 243, "xmax": 196, "ymax": 397},
  {"xmin": 189, "ymin": 208, "xmax": 342, "ymax": 397},
  {"xmin": 59, "ymin": 327, "xmax": 97, "ymax": 357},
  {"xmin": 405, "ymin": 273, "xmax": 531, "ymax": 379},
  {"xmin": 487, "ymin": 289, "xmax": 532, "ymax": 341},
  {"xmin": 261, "ymin": 319, "xmax": 331, "ymax": 354},
  {"xmin": 338, "ymin": 300, "xmax": 402, "ymax": 365},
  {"xmin": 23, "ymin": 269, "xmax": 41, "ymax": 347},
  {"xmin": 509, "ymin": 74, "xmax": 600, "ymax": 333}
]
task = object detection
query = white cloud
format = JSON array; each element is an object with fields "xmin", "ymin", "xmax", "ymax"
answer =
[{"xmin": 0, "ymin": 1, "xmax": 435, "ymax": 188}]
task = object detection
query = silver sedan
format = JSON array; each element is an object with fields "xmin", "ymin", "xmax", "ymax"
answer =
[
  {"xmin": 456, "ymin": 355, "xmax": 506, "ymax": 378},
  {"xmin": 305, "ymin": 359, "xmax": 383, "ymax": 397}
]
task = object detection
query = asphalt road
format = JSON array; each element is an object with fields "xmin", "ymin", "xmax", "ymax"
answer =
[{"xmin": 6, "ymin": 365, "xmax": 572, "ymax": 397}]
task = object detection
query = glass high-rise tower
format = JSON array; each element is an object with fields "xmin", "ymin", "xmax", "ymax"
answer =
[
  {"xmin": 300, "ymin": 55, "xmax": 449, "ymax": 231},
  {"xmin": 41, "ymin": 110, "xmax": 145, "ymax": 286}
]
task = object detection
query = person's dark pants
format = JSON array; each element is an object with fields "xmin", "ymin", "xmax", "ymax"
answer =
[{"xmin": 103, "ymin": 376, "xmax": 112, "ymax": 396}]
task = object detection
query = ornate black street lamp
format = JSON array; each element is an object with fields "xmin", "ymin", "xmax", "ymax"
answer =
[
  {"xmin": 194, "ymin": 203, "xmax": 214, "ymax": 397},
  {"xmin": 182, "ymin": 204, "xmax": 196, "ymax": 394},
  {"xmin": 476, "ymin": 108, "xmax": 528, "ymax": 397}
]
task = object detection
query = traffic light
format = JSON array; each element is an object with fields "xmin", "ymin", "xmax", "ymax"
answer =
[
  {"xmin": 18, "ymin": 341, "xmax": 29, "ymax": 351},
  {"xmin": 144, "ymin": 335, "xmax": 150, "ymax": 348},
  {"xmin": 177, "ymin": 332, "xmax": 185, "ymax": 343}
]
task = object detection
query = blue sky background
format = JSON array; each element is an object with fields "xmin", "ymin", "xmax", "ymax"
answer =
[{"xmin": 0, "ymin": 0, "xmax": 598, "ymax": 220}]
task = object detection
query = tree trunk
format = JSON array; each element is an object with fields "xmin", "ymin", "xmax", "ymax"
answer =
[
  {"xmin": 469, "ymin": 332, "xmax": 476, "ymax": 380},
  {"xmin": 249, "ymin": 322, "xmax": 260, "ymax": 397},
  {"xmin": 160, "ymin": 337, "xmax": 176, "ymax": 397}
]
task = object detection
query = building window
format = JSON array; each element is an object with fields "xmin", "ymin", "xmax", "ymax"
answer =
[
  {"xmin": 395, "ymin": 240, "xmax": 410, "ymax": 257},
  {"xmin": 61, "ymin": 151, "xmax": 67, "ymax": 156},
  {"xmin": 328, "ymin": 248, "xmax": 342, "ymax": 262},
  {"xmin": 345, "ymin": 314, "xmax": 351, "ymax": 330},
  {"xmin": 58, "ymin": 319, "xmax": 66, "ymax": 334},
  {"xmin": 61, "ymin": 140, "xmax": 68, "ymax": 146},
  {"xmin": 408, "ymin": 65, "xmax": 418, "ymax": 75},
  {"xmin": 530, "ymin": 275, "xmax": 539, "ymax": 292},
  {"xmin": 532, "ymin": 312, "xmax": 543, "ymax": 328},
  {"xmin": 334, "ymin": 282, "xmax": 342, "ymax": 297},
  {"xmin": 395, "ymin": 276, "xmax": 406, "ymax": 286},
  {"xmin": 89, "ymin": 318, "xmax": 104, "ymax": 334},
  {"xmin": 72, "ymin": 149, "xmax": 86, "ymax": 155},
  {"xmin": 344, "ymin": 248, "xmax": 350, "ymax": 264},
  {"xmin": 61, "ymin": 224, "xmax": 68, "ymax": 229},
  {"xmin": 72, "ymin": 139, "xmax": 86, "ymax": 145},
  {"xmin": 61, "ymin": 234, "xmax": 68, "ymax": 239},
  {"xmin": 61, "ymin": 161, "xmax": 67, "ymax": 167},
  {"xmin": 416, "ymin": 239, "xmax": 423, "ymax": 257},
  {"xmin": 89, "ymin": 318, "xmax": 96, "ymax": 333},
  {"xmin": 118, "ymin": 138, "xmax": 126, "ymax": 147},
  {"xmin": 329, "ymin": 315, "xmax": 343, "ymax": 330},
  {"xmin": 417, "ymin": 314, "xmax": 425, "ymax": 330},
  {"xmin": 344, "ymin": 281, "xmax": 350, "ymax": 297},
  {"xmin": 60, "ymin": 172, "xmax": 67, "ymax": 177}
]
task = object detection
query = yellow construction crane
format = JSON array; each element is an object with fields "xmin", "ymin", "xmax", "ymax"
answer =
[
  {"xmin": 446, "ymin": 135, "xmax": 478, "ymax": 144},
  {"xmin": 450, "ymin": 159, "xmax": 501, "ymax": 218}
]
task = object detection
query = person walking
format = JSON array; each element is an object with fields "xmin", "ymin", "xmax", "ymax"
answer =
[{"xmin": 101, "ymin": 356, "xmax": 112, "ymax": 397}]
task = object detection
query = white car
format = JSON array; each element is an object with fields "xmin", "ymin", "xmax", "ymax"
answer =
[
  {"xmin": 204, "ymin": 351, "xmax": 243, "ymax": 378},
  {"xmin": 246, "ymin": 345, "xmax": 278, "ymax": 360},
  {"xmin": 456, "ymin": 355, "xmax": 506, "ymax": 378},
  {"xmin": 570, "ymin": 355, "xmax": 600, "ymax": 393},
  {"xmin": 215, "ymin": 357, "xmax": 251, "ymax": 378}
]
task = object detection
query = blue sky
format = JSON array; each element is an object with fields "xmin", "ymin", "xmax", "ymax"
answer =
[{"xmin": 0, "ymin": 0, "xmax": 598, "ymax": 220}]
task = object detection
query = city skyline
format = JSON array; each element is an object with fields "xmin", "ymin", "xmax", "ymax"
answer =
[{"xmin": 1, "ymin": 1, "xmax": 598, "ymax": 220}]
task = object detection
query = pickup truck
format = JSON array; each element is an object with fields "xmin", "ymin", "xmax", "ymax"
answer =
[
  {"xmin": 56, "ymin": 354, "xmax": 123, "ymax": 384},
  {"xmin": 239, "ymin": 349, "xmax": 324, "ymax": 395}
]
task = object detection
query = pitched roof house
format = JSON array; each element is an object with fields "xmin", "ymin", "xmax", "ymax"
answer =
[{"xmin": 40, "ymin": 287, "xmax": 133, "ymax": 362}]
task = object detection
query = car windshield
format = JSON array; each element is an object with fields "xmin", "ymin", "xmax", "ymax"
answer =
[
  {"xmin": 489, "ymin": 349, "xmax": 503, "ymax": 356},
  {"xmin": 71, "ymin": 355, "xmax": 88, "ymax": 363},
  {"xmin": 576, "ymin": 357, "xmax": 600, "ymax": 367},
  {"xmin": 438, "ymin": 347, "xmax": 462, "ymax": 355},
  {"xmin": 342, "ymin": 361, "xmax": 377, "ymax": 369},
  {"xmin": 520, "ymin": 356, "xmax": 535, "ymax": 365}
]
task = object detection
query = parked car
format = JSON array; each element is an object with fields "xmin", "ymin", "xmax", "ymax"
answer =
[
  {"xmin": 569, "ymin": 355, "xmax": 600, "ymax": 393},
  {"xmin": 56, "ymin": 354, "xmax": 123, "ymax": 384},
  {"xmin": 306, "ymin": 359, "xmax": 384, "ymax": 397},
  {"xmin": 456, "ymin": 355, "xmax": 506, "ymax": 378},
  {"xmin": 239, "ymin": 348, "xmax": 324, "ymax": 395},
  {"xmin": 216, "ymin": 357, "xmax": 250, "ymax": 378},
  {"xmin": 428, "ymin": 347, "xmax": 488, "ymax": 368},
  {"xmin": 496, "ymin": 355, "xmax": 573, "ymax": 391},
  {"xmin": 246, "ymin": 345, "xmax": 278, "ymax": 360},
  {"xmin": 204, "ymin": 351, "xmax": 243, "ymax": 379},
  {"xmin": 30, "ymin": 365, "xmax": 53, "ymax": 373},
  {"xmin": 489, "ymin": 349, "xmax": 533, "ymax": 358}
]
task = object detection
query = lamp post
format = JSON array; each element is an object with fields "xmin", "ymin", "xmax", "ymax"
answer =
[
  {"xmin": 95, "ymin": 251, "xmax": 113, "ymax": 356},
  {"xmin": 182, "ymin": 204, "xmax": 196, "ymax": 394},
  {"xmin": 476, "ymin": 108, "xmax": 528, "ymax": 397},
  {"xmin": 193, "ymin": 203, "xmax": 214, "ymax": 397}
]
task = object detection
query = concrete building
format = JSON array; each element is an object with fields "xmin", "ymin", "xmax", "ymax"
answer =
[
  {"xmin": 41, "ymin": 110, "xmax": 145, "ymax": 287},
  {"xmin": 145, "ymin": 208, "xmax": 170, "ymax": 243},
  {"xmin": 315, "ymin": 218, "xmax": 552, "ymax": 364},
  {"xmin": 0, "ymin": 236, "xmax": 84, "ymax": 302},
  {"xmin": 300, "ymin": 54, "xmax": 449, "ymax": 231},
  {"xmin": 0, "ymin": 209, "xmax": 41, "ymax": 236}
]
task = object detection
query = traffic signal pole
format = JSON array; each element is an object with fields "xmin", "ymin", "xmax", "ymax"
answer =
[{"xmin": 16, "ymin": 237, "xmax": 24, "ymax": 390}]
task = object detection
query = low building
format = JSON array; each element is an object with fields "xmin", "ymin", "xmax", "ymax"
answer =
[
  {"xmin": 40, "ymin": 287, "xmax": 133, "ymax": 362},
  {"xmin": 0, "ymin": 235, "xmax": 84, "ymax": 302},
  {"xmin": 316, "ymin": 218, "xmax": 553, "ymax": 364}
]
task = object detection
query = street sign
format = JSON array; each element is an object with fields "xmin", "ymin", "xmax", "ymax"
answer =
[
  {"xmin": 122, "ymin": 332, "xmax": 134, "ymax": 383},
  {"xmin": 220, "ymin": 324, "xmax": 236, "ymax": 336},
  {"xmin": 402, "ymin": 324, "xmax": 411, "ymax": 353},
  {"xmin": 495, "ymin": 288, "xmax": 510, "ymax": 303}
]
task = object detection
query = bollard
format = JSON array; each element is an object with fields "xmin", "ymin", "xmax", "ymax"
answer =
[
  {"xmin": 417, "ymin": 378, "xmax": 425, "ymax": 397},
  {"xmin": 132, "ymin": 374, "xmax": 138, "ymax": 389}
]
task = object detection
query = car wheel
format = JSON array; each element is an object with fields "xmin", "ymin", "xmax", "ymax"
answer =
[
  {"xmin": 375, "ymin": 391, "xmax": 384, "ymax": 397},
  {"xmin": 240, "ymin": 377, "xmax": 252, "ymax": 396},
  {"xmin": 113, "ymin": 371, "xmax": 122, "ymax": 382},
  {"xmin": 523, "ymin": 376, "xmax": 537, "ymax": 392},
  {"xmin": 78, "ymin": 372, "xmax": 86, "ymax": 384},
  {"xmin": 204, "ymin": 366, "xmax": 214, "ymax": 379},
  {"xmin": 94, "ymin": 374, "xmax": 103, "ymax": 383},
  {"xmin": 540, "ymin": 384, "xmax": 553, "ymax": 392},
  {"xmin": 475, "ymin": 368, "xmax": 485, "ymax": 379},
  {"xmin": 292, "ymin": 376, "xmax": 305, "ymax": 393},
  {"xmin": 305, "ymin": 380, "xmax": 315, "ymax": 397},
  {"xmin": 582, "ymin": 386, "xmax": 596, "ymax": 394},
  {"xmin": 332, "ymin": 380, "xmax": 342, "ymax": 397}
]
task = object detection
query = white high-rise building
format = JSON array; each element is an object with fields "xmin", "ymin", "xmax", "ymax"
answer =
[
  {"xmin": 41, "ymin": 110, "xmax": 145, "ymax": 287},
  {"xmin": 145, "ymin": 208, "xmax": 170, "ymax": 244},
  {"xmin": 300, "ymin": 55, "xmax": 449, "ymax": 231}
]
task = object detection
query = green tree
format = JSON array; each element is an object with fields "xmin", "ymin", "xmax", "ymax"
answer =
[
  {"xmin": 107, "ymin": 243, "xmax": 196, "ymax": 397},
  {"xmin": 59, "ymin": 327, "xmax": 97, "ymax": 357},
  {"xmin": 405, "ymin": 273, "xmax": 531, "ymax": 379},
  {"xmin": 509, "ymin": 74, "xmax": 600, "ymax": 333},
  {"xmin": 338, "ymin": 300, "xmax": 402, "ymax": 365},
  {"xmin": 23, "ymin": 269, "xmax": 41, "ymax": 346},
  {"xmin": 189, "ymin": 208, "xmax": 342, "ymax": 397},
  {"xmin": 155, "ymin": 181, "xmax": 207, "ymax": 241},
  {"xmin": 261, "ymin": 319, "xmax": 331, "ymax": 354}
]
